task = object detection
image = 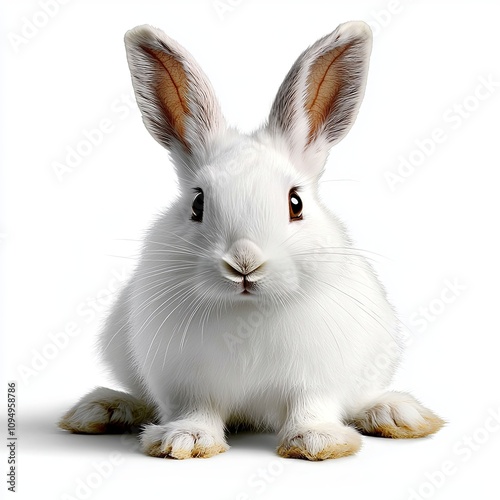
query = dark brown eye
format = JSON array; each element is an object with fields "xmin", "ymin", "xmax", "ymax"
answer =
[
  {"xmin": 289, "ymin": 189, "xmax": 303, "ymax": 221},
  {"xmin": 191, "ymin": 189, "xmax": 204, "ymax": 222}
]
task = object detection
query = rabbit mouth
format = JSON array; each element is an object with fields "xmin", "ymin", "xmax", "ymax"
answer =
[{"xmin": 241, "ymin": 277, "xmax": 255, "ymax": 295}]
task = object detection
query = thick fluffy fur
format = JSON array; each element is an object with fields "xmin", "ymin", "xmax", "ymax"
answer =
[{"xmin": 59, "ymin": 22, "xmax": 444, "ymax": 460}]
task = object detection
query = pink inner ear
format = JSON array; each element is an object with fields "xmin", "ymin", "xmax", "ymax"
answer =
[
  {"xmin": 304, "ymin": 43, "xmax": 353, "ymax": 144},
  {"xmin": 143, "ymin": 45, "xmax": 190, "ymax": 149}
]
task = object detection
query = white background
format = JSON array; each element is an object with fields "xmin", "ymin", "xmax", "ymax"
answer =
[{"xmin": 2, "ymin": 0, "xmax": 500, "ymax": 499}]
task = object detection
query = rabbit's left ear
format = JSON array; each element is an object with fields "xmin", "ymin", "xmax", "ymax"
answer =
[
  {"xmin": 267, "ymin": 22, "xmax": 372, "ymax": 175},
  {"xmin": 125, "ymin": 25, "xmax": 226, "ymax": 169}
]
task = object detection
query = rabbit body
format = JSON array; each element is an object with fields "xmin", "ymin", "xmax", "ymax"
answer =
[
  {"xmin": 102, "ymin": 139, "xmax": 400, "ymax": 429},
  {"xmin": 59, "ymin": 22, "xmax": 443, "ymax": 460}
]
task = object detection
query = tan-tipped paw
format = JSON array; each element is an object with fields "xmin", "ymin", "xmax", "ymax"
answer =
[
  {"xmin": 141, "ymin": 423, "xmax": 229, "ymax": 459},
  {"xmin": 278, "ymin": 426, "xmax": 362, "ymax": 461},
  {"xmin": 353, "ymin": 392, "xmax": 446, "ymax": 439},
  {"xmin": 59, "ymin": 389, "xmax": 155, "ymax": 434}
]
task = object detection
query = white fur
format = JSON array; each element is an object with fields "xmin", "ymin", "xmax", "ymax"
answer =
[{"xmin": 60, "ymin": 22, "xmax": 443, "ymax": 459}]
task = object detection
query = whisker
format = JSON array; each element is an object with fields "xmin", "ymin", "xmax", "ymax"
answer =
[
  {"xmin": 143, "ymin": 279, "xmax": 206, "ymax": 377},
  {"xmin": 300, "ymin": 272, "xmax": 398, "ymax": 343}
]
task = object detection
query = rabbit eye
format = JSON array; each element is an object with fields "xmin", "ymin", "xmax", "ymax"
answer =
[
  {"xmin": 191, "ymin": 189, "xmax": 204, "ymax": 222},
  {"xmin": 289, "ymin": 189, "xmax": 303, "ymax": 221}
]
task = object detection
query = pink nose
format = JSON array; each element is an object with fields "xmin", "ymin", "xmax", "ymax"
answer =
[{"xmin": 221, "ymin": 239, "xmax": 265, "ymax": 281}]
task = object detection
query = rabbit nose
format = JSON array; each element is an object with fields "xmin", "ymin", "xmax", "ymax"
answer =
[{"xmin": 221, "ymin": 239, "xmax": 265, "ymax": 281}]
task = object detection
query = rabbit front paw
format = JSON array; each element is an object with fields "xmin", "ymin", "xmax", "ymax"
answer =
[
  {"xmin": 278, "ymin": 424, "xmax": 361, "ymax": 461},
  {"xmin": 141, "ymin": 421, "xmax": 229, "ymax": 459}
]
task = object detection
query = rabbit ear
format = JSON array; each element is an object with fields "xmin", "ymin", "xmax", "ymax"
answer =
[
  {"xmin": 125, "ymin": 25, "xmax": 225, "ymax": 168},
  {"xmin": 267, "ymin": 22, "xmax": 372, "ymax": 174}
]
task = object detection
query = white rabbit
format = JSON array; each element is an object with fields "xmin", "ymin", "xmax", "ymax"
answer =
[{"xmin": 59, "ymin": 21, "xmax": 444, "ymax": 460}]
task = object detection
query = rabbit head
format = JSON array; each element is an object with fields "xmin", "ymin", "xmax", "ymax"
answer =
[{"xmin": 124, "ymin": 22, "xmax": 372, "ymax": 304}]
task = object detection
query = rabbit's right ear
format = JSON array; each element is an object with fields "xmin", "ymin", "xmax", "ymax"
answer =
[
  {"xmin": 125, "ymin": 25, "xmax": 226, "ymax": 170},
  {"xmin": 267, "ymin": 22, "xmax": 372, "ymax": 176}
]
